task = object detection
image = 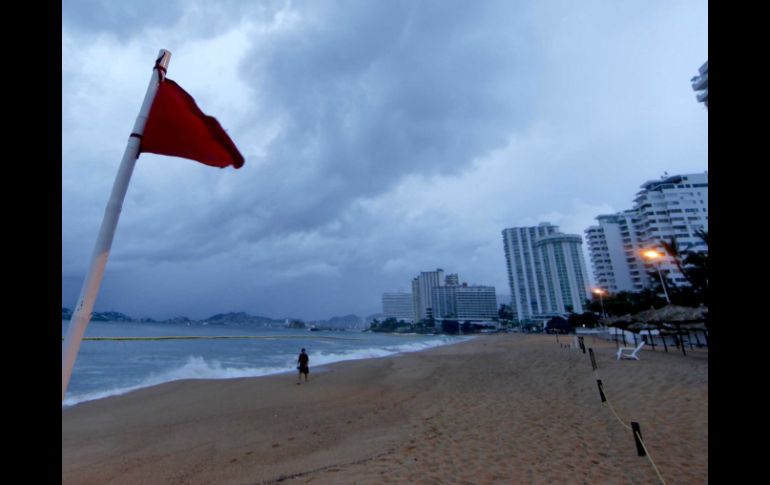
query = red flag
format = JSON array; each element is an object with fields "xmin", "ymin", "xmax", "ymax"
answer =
[{"xmin": 141, "ymin": 79, "xmax": 244, "ymax": 169}]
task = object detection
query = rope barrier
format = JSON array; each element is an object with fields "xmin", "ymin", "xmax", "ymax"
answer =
[
  {"xmin": 581, "ymin": 345, "xmax": 667, "ymax": 485},
  {"xmin": 604, "ymin": 398, "xmax": 632, "ymax": 431},
  {"xmin": 556, "ymin": 336, "xmax": 666, "ymax": 485},
  {"xmin": 634, "ymin": 430, "xmax": 668, "ymax": 485}
]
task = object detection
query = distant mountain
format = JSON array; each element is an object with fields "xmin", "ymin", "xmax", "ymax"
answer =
[
  {"xmin": 90, "ymin": 311, "xmax": 134, "ymax": 322},
  {"xmin": 163, "ymin": 316, "xmax": 194, "ymax": 324},
  {"xmin": 61, "ymin": 308, "xmax": 366, "ymax": 328},
  {"xmin": 310, "ymin": 314, "xmax": 364, "ymax": 329},
  {"xmin": 203, "ymin": 312, "xmax": 285, "ymax": 326},
  {"xmin": 62, "ymin": 307, "xmax": 191, "ymax": 324}
]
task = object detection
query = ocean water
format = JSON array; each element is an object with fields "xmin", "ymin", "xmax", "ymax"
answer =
[{"xmin": 62, "ymin": 320, "xmax": 469, "ymax": 407}]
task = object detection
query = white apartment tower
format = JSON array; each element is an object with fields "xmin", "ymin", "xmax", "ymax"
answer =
[
  {"xmin": 412, "ymin": 269, "xmax": 445, "ymax": 321},
  {"xmin": 536, "ymin": 233, "xmax": 592, "ymax": 315},
  {"xmin": 502, "ymin": 223, "xmax": 591, "ymax": 322},
  {"xmin": 585, "ymin": 211, "xmax": 646, "ymax": 293},
  {"xmin": 453, "ymin": 286, "xmax": 498, "ymax": 321},
  {"xmin": 432, "ymin": 284, "xmax": 498, "ymax": 321},
  {"xmin": 382, "ymin": 293, "xmax": 415, "ymax": 322},
  {"xmin": 585, "ymin": 172, "xmax": 709, "ymax": 293}
]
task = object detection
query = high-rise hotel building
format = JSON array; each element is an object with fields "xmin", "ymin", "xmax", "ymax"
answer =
[
  {"xmin": 432, "ymin": 284, "xmax": 498, "ymax": 321},
  {"xmin": 501, "ymin": 223, "xmax": 592, "ymax": 322},
  {"xmin": 585, "ymin": 211, "xmax": 646, "ymax": 293},
  {"xmin": 411, "ymin": 269, "xmax": 445, "ymax": 321},
  {"xmin": 382, "ymin": 293, "xmax": 415, "ymax": 322},
  {"xmin": 585, "ymin": 172, "xmax": 709, "ymax": 293},
  {"xmin": 406, "ymin": 270, "xmax": 498, "ymax": 322}
]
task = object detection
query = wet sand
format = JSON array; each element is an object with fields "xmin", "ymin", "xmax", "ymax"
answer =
[{"xmin": 62, "ymin": 333, "xmax": 708, "ymax": 484}]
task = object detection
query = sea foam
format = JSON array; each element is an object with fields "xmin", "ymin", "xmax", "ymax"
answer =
[{"xmin": 63, "ymin": 335, "xmax": 471, "ymax": 407}]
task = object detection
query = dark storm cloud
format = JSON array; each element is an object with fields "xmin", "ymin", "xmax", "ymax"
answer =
[
  {"xmin": 223, "ymin": 0, "xmax": 542, "ymax": 238},
  {"xmin": 62, "ymin": 0, "xmax": 279, "ymax": 40},
  {"xmin": 62, "ymin": 0, "xmax": 186, "ymax": 37},
  {"xmin": 91, "ymin": 0, "xmax": 544, "ymax": 265},
  {"xmin": 62, "ymin": 0, "xmax": 708, "ymax": 320}
]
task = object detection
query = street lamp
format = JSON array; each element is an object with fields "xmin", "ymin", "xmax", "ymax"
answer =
[
  {"xmin": 642, "ymin": 249, "xmax": 671, "ymax": 304},
  {"xmin": 592, "ymin": 288, "xmax": 607, "ymax": 320}
]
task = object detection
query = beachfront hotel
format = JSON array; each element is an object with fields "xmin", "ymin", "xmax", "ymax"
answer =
[
  {"xmin": 585, "ymin": 172, "xmax": 709, "ymax": 293},
  {"xmin": 585, "ymin": 211, "xmax": 646, "ymax": 294},
  {"xmin": 432, "ymin": 284, "xmax": 498, "ymax": 321},
  {"xmin": 412, "ymin": 269, "xmax": 445, "ymax": 321},
  {"xmin": 501, "ymin": 223, "xmax": 592, "ymax": 322},
  {"xmin": 382, "ymin": 293, "xmax": 415, "ymax": 322},
  {"xmin": 407, "ymin": 270, "xmax": 498, "ymax": 322},
  {"xmin": 691, "ymin": 60, "xmax": 708, "ymax": 109}
]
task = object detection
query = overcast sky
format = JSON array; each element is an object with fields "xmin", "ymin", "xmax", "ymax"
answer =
[{"xmin": 62, "ymin": 0, "xmax": 708, "ymax": 321}]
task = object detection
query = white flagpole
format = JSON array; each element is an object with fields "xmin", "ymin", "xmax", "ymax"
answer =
[{"xmin": 62, "ymin": 49, "xmax": 172, "ymax": 401}]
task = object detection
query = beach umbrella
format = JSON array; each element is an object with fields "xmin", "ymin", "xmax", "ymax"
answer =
[
  {"xmin": 680, "ymin": 321, "xmax": 708, "ymax": 348},
  {"xmin": 630, "ymin": 306, "xmax": 661, "ymax": 323},
  {"xmin": 604, "ymin": 314, "xmax": 637, "ymax": 347},
  {"xmin": 628, "ymin": 322, "xmax": 660, "ymax": 351},
  {"xmin": 684, "ymin": 305, "xmax": 708, "ymax": 322},
  {"xmin": 659, "ymin": 322, "xmax": 689, "ymax": 356},
  {"xmin": 600, "ymin": 315, "xmax": 618, "ymax": 325},
  {"xmin": 653, "ymin": 305, "xmax": 708, "ymax": 354},
  {"xmin": 647, "ymin": 304, "xmax": 708, "ymax": 323},
  {"xmin": 605, "ymin": 315, "xmax": 634, "ymax": 347},
  {"xmin": 605, "ymin": 314, "xmax": 634, "ymax": 326}
]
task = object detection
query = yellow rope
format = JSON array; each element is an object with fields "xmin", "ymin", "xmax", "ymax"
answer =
[
  {"xmin": 587, "ymin": 350, "xmax": 667, "ymax": 485},
  {"xmin": 635, "ymin": 430, "xmax": 668, "ymax": 485},
  {"xmin": 603, "ymin": 399, "xmax": 632, "ymax": 431}
]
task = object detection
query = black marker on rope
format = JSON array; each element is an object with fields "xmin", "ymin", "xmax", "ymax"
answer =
[
  {"xmin": 631, "ymin": 422, "xmax": 646, "ymax": 456},
  {"xmin": 596, "ymin": 379, "xmax": 606, "ymax": 402},
  {"xmin": 588, "ymin": 348, "xmax": 597, "ymax": 371}
]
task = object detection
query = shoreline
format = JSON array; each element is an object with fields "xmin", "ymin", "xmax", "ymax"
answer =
[
  {"xmin": 63, "ymin": 333, "xmax": 474, "ymax": 408},
  {"xmin": 63, "ymin": 333, "xmax": 707, "ymax": 484}
]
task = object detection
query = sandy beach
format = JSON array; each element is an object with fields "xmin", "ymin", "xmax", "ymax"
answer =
[{"xmin": 62, "ymin": 334, "xmax": 708, "ymax": 484}]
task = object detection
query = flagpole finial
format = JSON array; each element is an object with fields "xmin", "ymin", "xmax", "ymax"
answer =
[
  {"xmin": 155, "ymin": 49, "xmax": 172, "ymax": 82},
  {"xmin": 157, "ymin": 49, "xmax": 172, "ymax": 66}
]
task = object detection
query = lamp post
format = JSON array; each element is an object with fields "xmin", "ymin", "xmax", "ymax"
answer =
[
  {"xmin": 642, "ymin": 249, "xmax": 671, "ymax": 304},
  {"xmin": 592, "ymin": 288, "xmax": 607, "ymax": 320}
]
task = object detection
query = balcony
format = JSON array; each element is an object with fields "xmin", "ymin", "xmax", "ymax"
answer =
[{"xmin": 691, "ymin": 71, "xmax": 708, "ymax": 91}]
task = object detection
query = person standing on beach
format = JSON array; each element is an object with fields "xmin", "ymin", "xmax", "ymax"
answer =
[{"xmin": 297, "ymin": 348, "xmax": 309, "ymax": 383}]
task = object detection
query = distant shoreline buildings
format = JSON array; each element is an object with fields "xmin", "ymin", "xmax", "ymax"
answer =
[
  {"xmin": 585, "ymin": 172, "xmax": 708, "ymax": 294},
  {"xmin": 381, "ymin": 172, "xmax": 708, "ymax": 326},
  {"xmin": 501, "ymin": 224, "xmax": 591, "ymax": 323},
  {"xmin": 381, "ymin": 293, "xmax": 414, "ymax": 322},
  {"xmin": 382, "ymin": 269, "xmax": 497, "ymax": 323}
]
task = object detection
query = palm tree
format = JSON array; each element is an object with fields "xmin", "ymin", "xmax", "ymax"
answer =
[
  {"xmin": 658, "ymin": 231, "xmax": 708, "ymax": 305},
  {"xmin": 685, "ymin": 230, "xmax": 708, "ymax": 302},
  {"xmin": 694, "ymin": 229, "xmax": 708, "ymax": 247},
  {"xmin": 660, "ymin": 237, "xmax": 692, "ymax": 286}
]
